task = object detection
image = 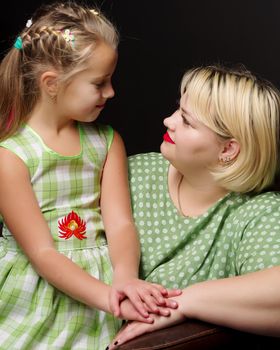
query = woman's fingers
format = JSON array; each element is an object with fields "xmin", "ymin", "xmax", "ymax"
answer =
[
  {"xmin": 164, "ymin": 298, "xmax": 179, "ymax": 309},
  {"xmin": 109, "ymin": 321, "xmax": 152, "ymax": 349},
  {"xmin": 164, "ymin": 288, "xmax": 182, "ymax": 298}
]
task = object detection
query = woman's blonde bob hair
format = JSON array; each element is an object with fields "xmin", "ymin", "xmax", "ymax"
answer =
[{"xmin": 181, "ymin": 65, "xmax": 280, "ymax": 193}]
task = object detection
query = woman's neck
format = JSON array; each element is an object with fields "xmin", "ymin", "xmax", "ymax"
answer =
[{"xmin": 168, "ymin": 165, "xmax": 229, "ymax": 218}]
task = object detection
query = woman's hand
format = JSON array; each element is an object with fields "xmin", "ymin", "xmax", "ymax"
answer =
[
  {"xmin": 109, "ymin": 277, "xmax": 182, "ymax": 318},
  {"xmin": 108, "ymin": 303, "xmax": 186, "ymax": 349}
]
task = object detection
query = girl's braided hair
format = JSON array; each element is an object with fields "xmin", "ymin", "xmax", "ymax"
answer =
[{"xmin": 0, "ymin": 1, "xmax": 119, "ymax": 140}]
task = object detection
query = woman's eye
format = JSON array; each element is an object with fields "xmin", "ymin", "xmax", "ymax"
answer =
[{"xmin": 182, "ymin": 115, "xmax": 190, "ymax": 125}]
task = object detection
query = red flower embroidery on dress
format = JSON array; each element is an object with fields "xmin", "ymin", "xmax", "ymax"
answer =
[{"xmin": 58, "ymin": 211, "xmax": 87, "ymax": 240}]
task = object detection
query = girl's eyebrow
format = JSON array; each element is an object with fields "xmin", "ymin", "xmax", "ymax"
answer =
[{"xmin": 92, "ymin": 74, "xmax": 110, "ymax": 80}]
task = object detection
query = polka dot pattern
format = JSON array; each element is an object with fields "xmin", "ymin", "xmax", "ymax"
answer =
[{"xmin": 128, "ymin": 153, "xmax": 280, "ymax": 289}]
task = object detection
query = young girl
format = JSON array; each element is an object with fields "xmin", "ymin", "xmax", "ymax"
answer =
[
  {"xmin": 109, "ymin": 65, "xmax": 280, "ymax": 347},
  {"xmin": 0, "ymin": 2, "xmax": 179, "ymax": 349}
]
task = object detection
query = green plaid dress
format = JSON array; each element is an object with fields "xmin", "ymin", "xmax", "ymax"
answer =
[{"xmin": 0, "ymin": 123, "xmax": 121, "ymax": 349}]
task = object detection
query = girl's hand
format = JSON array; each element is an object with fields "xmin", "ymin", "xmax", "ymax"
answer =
[
  {"xmin": 109, "ymin": 278, "xmax": 182, "ymax": 318},
  {"xmin": 118, "ymin": 298, "xmax": 154, "ymax": 323},
  {"xmin": 108, "ymin": 306, "xmax": 186, "ymax": 349}
]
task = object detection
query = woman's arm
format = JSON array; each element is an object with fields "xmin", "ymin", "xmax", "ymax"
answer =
[
  {"xmin": 182, "ymin": 266, "xmax": 280, "ymax": 336},
  {"xmin": 100, "ymin": 132, "xmax": 181, "ymax": 318},
  {"xmin": 0, "ymin": 148, "xmax": 111, "ymax": 312},
  {"xmin": 109, "ymin": 266, "xmax": 280, "ymax": 347}
]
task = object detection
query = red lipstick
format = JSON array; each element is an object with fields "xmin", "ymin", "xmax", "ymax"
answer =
[{"xmin": 163, "ymin": 132, "xmax": 175, "ymax": 144}]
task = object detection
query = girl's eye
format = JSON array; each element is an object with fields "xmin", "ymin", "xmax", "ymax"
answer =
[{"xmin": 93, "ymin": 81, "xmax": 105, "ymax": 88}]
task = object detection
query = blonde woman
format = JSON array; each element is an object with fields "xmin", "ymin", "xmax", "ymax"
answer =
[{"xmin": 109, "ymin": 65, "xmax": 280, "ymax": 347}]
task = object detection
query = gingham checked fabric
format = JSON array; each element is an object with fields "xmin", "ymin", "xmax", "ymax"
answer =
[{"xmin": 0, "ymin": 123, "xmax": 121, "ymax": 349}]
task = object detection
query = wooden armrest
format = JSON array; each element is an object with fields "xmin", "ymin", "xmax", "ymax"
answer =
[{"xmin": 117, "ymin": 319, "xmax": 280, "ymax": 349}]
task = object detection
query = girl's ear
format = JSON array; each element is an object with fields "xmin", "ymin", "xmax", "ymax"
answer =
[
  {"xmin": 219, "ymin": 138, "xmax": 240, "ymax": 163},
  {"xmin": 40, "ymin": 71, "xmax": 59, "ymax": 98}
]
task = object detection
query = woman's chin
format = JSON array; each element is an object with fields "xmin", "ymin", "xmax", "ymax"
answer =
[{"xmin": 160, "ymin": 141, "xmax": 171, "ymax": 157}]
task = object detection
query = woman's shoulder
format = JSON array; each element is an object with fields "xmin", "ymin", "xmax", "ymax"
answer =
[
  {"xmin": 229, "ymin": 191, "xmax": 280, "ymax": 227},
  {"xmin": 128, "ymin": 152, "xmax": 167, "ymax": 169},
  {"xmin": 128, "ymin": 153, "xmax": 168, "ymax": 191},
  {"xmin": 128, "ymin": 152, "xmax": 169, "ymax": 179},
  {"xmin": 233, "ymin": 192, "xmax": 280, "ymax": 274},
  {"xmin": 237, "ymin": 191, "xmax": 280, "ymax": 212}
]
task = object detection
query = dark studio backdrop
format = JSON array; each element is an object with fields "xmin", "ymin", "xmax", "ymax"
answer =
[{"xmin": 1, "ymin": 0, "xmax": 280, "ymax": 156}]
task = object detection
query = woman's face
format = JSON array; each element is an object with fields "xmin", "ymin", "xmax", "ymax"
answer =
[{"xmin": 160, "ymin": 93, "xmax": 225, "ymax": 172}]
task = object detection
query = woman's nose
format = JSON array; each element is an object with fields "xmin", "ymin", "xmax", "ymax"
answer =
[{"xmin": 163, "ymin": 111, "xmax": 177, "ymax": 129}]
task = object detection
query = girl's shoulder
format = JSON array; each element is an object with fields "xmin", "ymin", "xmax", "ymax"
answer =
[
  {"xmin": 79, "ymin": 122, "xmax": 114, "ymax": 151},
  {"xmin": 0, "ymin": 125, "xmax": 39, "ymax": 163},
  {"xmin": 80, "ymin": 122, "xmax": 113, "ymax": 135},
  {"xmin": 0, "ymin": 124, "xmax": 30, "ymax": 144}
]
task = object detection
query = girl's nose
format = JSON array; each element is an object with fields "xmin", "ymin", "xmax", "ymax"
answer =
[{"xmin": 102, "ymin": 83, "xmax": 115, "ymax": 99}]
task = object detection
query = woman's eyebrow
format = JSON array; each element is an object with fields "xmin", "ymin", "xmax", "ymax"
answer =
[{"xmin": 181, "ymin": 107, "xmax": 195, "ymax": 121}]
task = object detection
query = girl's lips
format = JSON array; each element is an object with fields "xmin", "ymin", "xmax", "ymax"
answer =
[
  {"xmin": 163, "ymin": 132, "xmax": 175, "ymax": 144},
  {"xmin": 96, "ymin": 104, "xmax": 105, "ymax": 108}
]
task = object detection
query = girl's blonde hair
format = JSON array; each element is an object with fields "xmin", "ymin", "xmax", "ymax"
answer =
[
  {"xmin": 181, "ymin": 65, "xmax": 280, "ymax": 193},
  {"xmin": 0, "ymin": 1, "xmax": 119, "ymax": 140}
]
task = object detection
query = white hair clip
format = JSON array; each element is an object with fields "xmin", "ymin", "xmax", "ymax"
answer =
[
  {"xmin": 91, "ymin": 9, "xmax": 99, "ymax": 16},
  {"xmin": 60, "ymin": 29, "xmax": 75, "ymax": 47},
  {"xmin": 26, "ymin": 19, "xmax": 32, "ymax": 28}
]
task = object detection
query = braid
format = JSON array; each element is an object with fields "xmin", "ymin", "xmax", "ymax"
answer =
[{"xmin": 21, "ymin": 26, "xmax": 73, "ymax": 65}]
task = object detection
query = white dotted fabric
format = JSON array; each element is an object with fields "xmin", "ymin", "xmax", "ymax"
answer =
[{"xmin": 128, "ymin": 153, "xmax": 280, "ymax": 288}]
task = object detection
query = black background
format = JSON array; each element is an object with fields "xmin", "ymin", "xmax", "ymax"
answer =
[{"xmin": 1, "ymin": 0, "xmax": 280, "ymax": 155}]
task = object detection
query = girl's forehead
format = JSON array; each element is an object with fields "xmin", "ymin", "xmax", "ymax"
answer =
[{"xmin": 85, "ymin": 44, "xmax": 117, "ymax": 73}]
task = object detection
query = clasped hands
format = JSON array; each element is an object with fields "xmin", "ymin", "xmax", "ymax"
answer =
[
  {"xmin": 106, "ymin": 277, "xmax": 183, "ymax": 349},
  {"xmin": 109, "ymin": 277, "xmax": 182, "ymax": 323}
]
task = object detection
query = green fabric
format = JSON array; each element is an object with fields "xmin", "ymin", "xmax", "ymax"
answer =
[
  {"xmin": 0, "ymin": 123, "xmax": 121, "ymax": 349},
  {"xmin": 128, "ymin": 152, "xmax": 280, "ymax": 289}
]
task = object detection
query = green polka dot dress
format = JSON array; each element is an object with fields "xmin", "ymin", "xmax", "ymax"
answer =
[
  {"xmin": 128, "ymin": 153, "xmax": 280, "ymax": 289},
  {"xmin": 0, "ymin": 123, "xmax": 121, "ymax": 349}
]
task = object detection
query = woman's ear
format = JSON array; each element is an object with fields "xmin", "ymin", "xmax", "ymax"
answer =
[
  {"xmin": 219, "ymin": 138, "xmax": 240, "ymax": 163},
  {"xmin": 40, "ymin": 71, "xmax": 59, "ymax": 99}
]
